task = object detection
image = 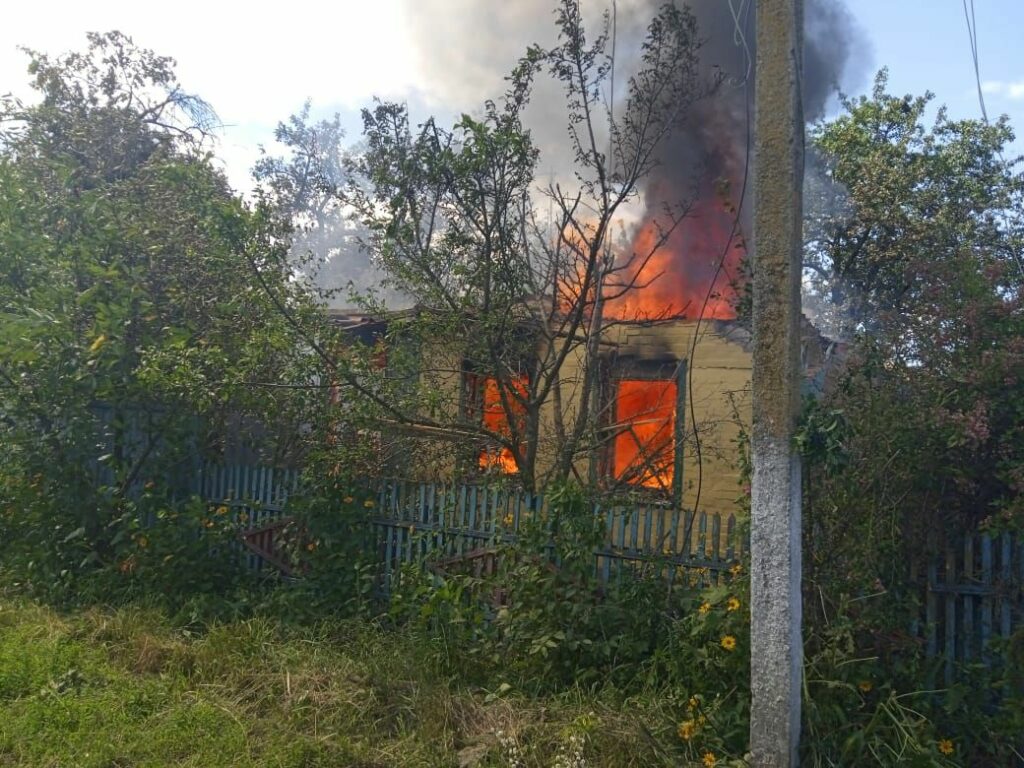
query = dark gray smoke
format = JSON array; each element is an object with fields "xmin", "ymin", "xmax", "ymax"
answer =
[
  {"xmin": 401, "ymin": 0, "xmax": 865, "ymax": 316},
  {"xmin": 404, "ymin": 0, "xmax": 862, "ymax": 183},
  {"xmin": 650, "ymin": 0, "xmax": 860, "ymax": 193},
  {"xmin": 632, "ymin": 0, "xmax": 863, "ymax": 315}
]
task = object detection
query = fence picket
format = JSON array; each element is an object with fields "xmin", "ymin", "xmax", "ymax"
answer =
[
  {"xmin": 1001, "ymin": 533, "xmax": 1012, "ymax": 641},
  {"xmin": 963, "ymin": 536, "xmax": 974, "ymax": 663},
  {"xmin": 711, "ymin": 514, "xmax": 722, "ymax": 584},
  {"xmin": 945, "ymin": 546, "xmax": 957, "ymax": 685},
  {"xmin": 602, "ymin": 505, "xmax": 612, "ymax": 583},
  {"xmin": 629, "ymin": 507, "xmax": 640, "ymax": 558},
  {"xmin": 981, "ymin": 535, "xmax": 993, "ymax": 665},
  {"xmin": 457, "ymin": 485, "xmax": 468, "ymax": 558},
  {"xmin": 926, "ymin": 549, "xmax": 938, "ymax": 661}
]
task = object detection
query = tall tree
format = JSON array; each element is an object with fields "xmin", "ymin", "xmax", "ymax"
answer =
[
  {"xmin": 799, "ymin": 73, "xmax": 1024, "ymax": 611},
  {"xmin": 0, "ymin": 33, "xmax": 320, "ymax": 579},
  {"xmin": 803, "ymin": 69, "xmax": 1024, "ymax": 341},
  {"xmin": 252, "ymin": 104, "xmax": 401, "ymax": 307},
  {"xmin": 326, "ymin": 0, "xmax": 712, "ymax": 492}
]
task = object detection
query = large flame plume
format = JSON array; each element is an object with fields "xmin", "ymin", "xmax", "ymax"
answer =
[{"xmin": 605, "ymin": 179, "xmax": 744, "ymax": 321}]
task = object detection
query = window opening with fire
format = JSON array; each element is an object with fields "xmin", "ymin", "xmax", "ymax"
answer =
[
  {"xmin": 466, "ymin": 373, "xmax": 528, "ymax": 474},
  {"xmin": 610, "ymin": 377, "xmax": 679, "ymax": 491}
]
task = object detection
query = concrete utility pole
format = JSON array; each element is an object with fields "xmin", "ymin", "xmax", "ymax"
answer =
[{"xmin": 750, "ymin": 0, "xmax": 805, "ymax": 766}]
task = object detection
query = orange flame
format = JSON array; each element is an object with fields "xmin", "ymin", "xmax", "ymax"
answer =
[
  {"xmin": 476, "ymin": 375, "xmax": 528, "ymax": 474},
  {"xmin": 605, "ymin": 182, "xmax": 744, "ymax": 321},
  {"xmin": 612, "ymin": 379, "xmax": 677, "ymax": 489}
]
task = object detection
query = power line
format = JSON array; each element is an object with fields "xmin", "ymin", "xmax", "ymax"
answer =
[
  {"xmin": 962, "ymin": 0, "xmax": 989, "ymax": 124},
  {"xmin": 960, "ymin": 1, "xmax": 1024, "ymax": 282}
]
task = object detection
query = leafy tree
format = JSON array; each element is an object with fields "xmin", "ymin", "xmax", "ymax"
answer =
[
  {"xmin": 252, "ymin": 103, "xmax": 399, "ymax": 306},
  {"xmin": 798, "ymin": 77, "xmax": 1024, "ymax": 753},
  {"xmin": 796, "ymin": 73, "xmax": 1024, "ymax": 767},
  {"xmin": 802, "ymin": 70, "xmax": 1024, "ymax": 543},
  {"xmin": 0, "ymin": 32, "xmax": 322, "ymax": 594},
  {"xmin": 317, "ymin": 0, "xmax": 713, "ymax": 492},
  {"xmin": 804, "ymin": 69, "xmax": 1024, "ymax": 340}
]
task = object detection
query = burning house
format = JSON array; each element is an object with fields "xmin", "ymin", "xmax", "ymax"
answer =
[
  {"xmin": 325, "ymin": 0, "xmax": 854, "ymax": 515},
  {"xmin": 330, "ymin": 306, "xmax": 831, "ymax": 517}
]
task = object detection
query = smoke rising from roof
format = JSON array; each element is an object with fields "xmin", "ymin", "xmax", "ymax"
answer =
[
  {"xmin": 403, "ymin": 0, "xmax": 862, "ymax": 181},
  {"xmin": 401, "ymin": 0, "xmax": 865, "ymax": 320}
]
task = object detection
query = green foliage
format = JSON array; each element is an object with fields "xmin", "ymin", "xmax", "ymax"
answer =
[
  {"xmin": 485, "ymin": 484, "xmax": 662, "ymax": 690},
  {"xmin": 0, "ymin": 33, "xmax": 327, "ymax": 602},
  {"xmin": 794, "ymin": 72, "xmax": 1024, "ymax": 766},
  {"xmin": 0, "ymin": 596, "xmax": 703, "ymax": 768},
  {"xmin": 378, "ymin": 480, "xmax": 758, "ymax": 764},
  {"xmin": 805, "ymin": 69, "xmax": 1024, "ymax": 339},
  {"xmin": 268, "ymin": 468, "xmax": 381, "ymax": 619},
  {"xmin": 643, "ymin": 572, "xmax": 750, "ymax": 765},
  {"xmin": 798, "ymin": 70, "xmax": 1024, "ymax": 617}
]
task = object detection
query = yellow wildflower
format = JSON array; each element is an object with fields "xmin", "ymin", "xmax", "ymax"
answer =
[
  {"xmin": 363, "ymin": 499, "xmax": 375, "ymax": 509},
  {"xmin": 343, "ymin": 496, "xmax": 354, "ymax": 504},
  {"xmin": 726, "ymin": 596, "xmax": 741, "ymax": 612},
  {"xmin": 938, "ymin": 739, "xmax": 954, "ymax": 756},
  {"xmin": 729, "ymin": 563, "xmax": 743, "ymax": 576},
  {"xmin": 216, "ymin": 505, "xmax": 228, "ymax": 516},
  {"xmin": 306, "ymin": 541, "xmax": 318, "ymax": 552},
  {"xmin": 702, "ymin": 752, "xmax": 717, "ymax": 767},
  {"xmin": 720, "ymin": 635, "xmax": 737, "ymax": 651},
  {"xmin": 204, "ymin": 519, "xmax": 214, "ymax": 528},
  {"xmin": 677, "ymin": 720, "xmax": 697, "ymax": 741},
  {"xmin": 858, "ymin": 680, "xmax": 873, "ymax": 693},
  {"xmin": 503, "ymin": 512, "xmax": 514, "ymax": 527},
  {"xmin": 698, "ymin": 602, "xmax": 712, "ymax": 615},
  {"xmin": 688, "ymin": 695, "xmax": 700, "ymax": 711}
]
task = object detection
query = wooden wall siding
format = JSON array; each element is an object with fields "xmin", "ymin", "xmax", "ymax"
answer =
[
  {"xmin": 925, "ymin": 531, "xmax": 1024, "ymax": 684},
  {"xmin": 518, "ymin": 320, "xmax": 754, "ymax": 517},
  {"xmin": 369, "ymin": 478, "xmax": 743, "ymax": 595}
]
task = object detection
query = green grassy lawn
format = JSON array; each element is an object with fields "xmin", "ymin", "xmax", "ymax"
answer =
[{"xmin": 0, "ymin": 598, "xmax": 677, "ymax": 767}]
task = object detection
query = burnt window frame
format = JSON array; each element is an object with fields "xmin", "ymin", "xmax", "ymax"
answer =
[
  {"xmin": 459, "ymin": 356, "xmax": 532, "ymax": 478},
  {"xmin": 599, "ymin": 356, "xmax": 687, "ymax": 505}
]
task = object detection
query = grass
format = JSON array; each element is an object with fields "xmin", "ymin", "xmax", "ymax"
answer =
[{"xmin": 0, "ymin": 597, "xmax": 680, "ymax": 767}]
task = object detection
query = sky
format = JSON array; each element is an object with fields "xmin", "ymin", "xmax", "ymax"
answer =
[{"xmin": 2, "ymin": 0, "xmax": 1023, "ymax": 192}]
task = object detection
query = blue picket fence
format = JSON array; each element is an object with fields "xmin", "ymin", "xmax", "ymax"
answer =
[
  {"xmin": 191, "ymin": 461, "xmax": 302, "ymax": 572},
  {"xmin": 191, "ymin": 461, "xmax": 301, "ymax": 522},
  {"xmin": 188, "ymin": 461, "xmax": 1024, "ymax": 683},
  {"xmin": 370, "ymin": 478, "xmax": 743, "ymax": 594},
  {"xmin": 925, "ymin": 531, "xmax": 1024, "ymax": 684}
]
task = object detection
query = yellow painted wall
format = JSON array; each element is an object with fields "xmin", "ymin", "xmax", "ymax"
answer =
[
  {"xmin": 398, "ymin": 318, "xmax": 753, "ymax": 522},
  {"xmin": 528, "ymin": 319, "xmax": 753, "ymax": 518},
  {"xmin": 551, "ymin": 319, "xmax": 752, "ymax": 517}
]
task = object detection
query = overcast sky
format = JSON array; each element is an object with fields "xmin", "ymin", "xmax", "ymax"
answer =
[{"xmin": 3, "ymin": 1, "xmax": 1023, "ymax": 192}]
